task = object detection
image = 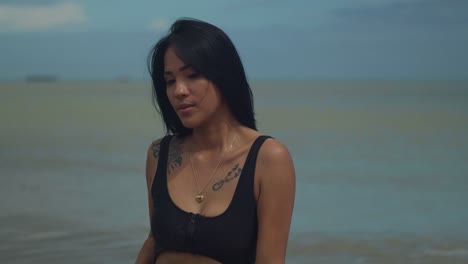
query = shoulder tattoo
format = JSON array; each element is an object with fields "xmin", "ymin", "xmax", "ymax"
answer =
[
  {"xmin": 151, "ymin": 139, "xmax": 161, "ymax": 159},
  {"xmin": 168, "ymin": 137, "xmax": 184, "ymax": 175}
]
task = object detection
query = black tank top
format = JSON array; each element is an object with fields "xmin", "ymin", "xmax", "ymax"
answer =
[{"xmin": 150, "ymin": 135, "xmax": 271, "ymax": 264}]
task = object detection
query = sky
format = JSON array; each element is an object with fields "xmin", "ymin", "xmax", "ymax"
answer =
[{"xmin": 0, "ymin": 0, "xmax": 467, "ymax": 80}]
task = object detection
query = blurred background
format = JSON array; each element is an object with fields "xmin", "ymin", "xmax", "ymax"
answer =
[{"xmin": 1, "ymin": 0, "xmax": 467, "ymax": 263}]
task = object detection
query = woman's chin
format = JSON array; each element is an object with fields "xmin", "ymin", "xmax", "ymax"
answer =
[
  {"xmin": 179, "ymin": 118, "xmax": 200, "ymax": 129},
  {"xmin": 178, "ymin": 113, "xmax": 211, "ymax": 129}
]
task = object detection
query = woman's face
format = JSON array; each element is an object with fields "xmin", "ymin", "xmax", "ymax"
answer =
[{"xmin": 163, "ymin": 47, "xmax": 224, "ymax": 129}]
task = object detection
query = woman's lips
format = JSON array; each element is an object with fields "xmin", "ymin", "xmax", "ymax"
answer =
[{"xmin": 178, "ymin": 105, "xmax": 194, "ymax": 115}]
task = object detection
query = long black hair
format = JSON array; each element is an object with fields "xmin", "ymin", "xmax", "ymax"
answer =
[{"xmin": 148, "ymin": 18, "xmax": 256, "ymax": 137}]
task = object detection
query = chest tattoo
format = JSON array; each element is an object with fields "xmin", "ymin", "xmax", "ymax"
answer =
[{"xmin": 212, "ymin": 163, "xmax": 243, "ymax": 191}]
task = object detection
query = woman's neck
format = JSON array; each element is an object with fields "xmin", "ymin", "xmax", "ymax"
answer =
[{"xmin": 190, "ymin": 120, "xmax": 240, "ymax": 154}]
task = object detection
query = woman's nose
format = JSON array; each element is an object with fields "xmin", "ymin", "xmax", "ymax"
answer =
[{"xmin": 174, "ymin": 81, "xmax": 189, "ymax": 97}]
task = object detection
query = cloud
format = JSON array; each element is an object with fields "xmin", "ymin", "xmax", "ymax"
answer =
[
  {"xmin": 148, "ymin": 18, "xmax": 168, "ymax": 31},
  {"xmin": 0, "ymin": 2, "xmax": 86, "ymax": 32}
]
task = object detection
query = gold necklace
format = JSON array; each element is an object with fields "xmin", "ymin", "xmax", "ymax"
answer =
[{"xmin": 189, "ymin": 135, "xmax": 237, "ymax": 203}]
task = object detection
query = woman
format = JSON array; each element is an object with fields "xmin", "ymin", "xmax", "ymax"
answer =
[{"xmin": 135, "ymin": 18, "xmax": 296, "ymax": 264}]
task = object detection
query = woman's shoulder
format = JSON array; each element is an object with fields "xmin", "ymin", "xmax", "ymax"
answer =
[
  {"xmin": 145, "ymin": 135, "xmax": 183, "ymax": 172},
  {"xmin": 241, "ymin": 129, "xmax": 291, "ymax": 161},
  {"xmin": 145, "ymin": 137, "xmax": 167, "ymax": 184},
  {"xmin": 147, "ymin": 137, "xmax": 164, "ymax": 162},
  {"xmin": 257, "ymin": 136, "xmax": 292, "ymax": 164},
  {"xmin": 255, "ymin": 135, "xmax": 295, "ymax": 197}
]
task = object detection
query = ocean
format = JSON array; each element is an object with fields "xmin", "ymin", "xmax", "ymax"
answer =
[{"xmin": 1, "ymin": 80, "xmax": 467, "ymax": 263}]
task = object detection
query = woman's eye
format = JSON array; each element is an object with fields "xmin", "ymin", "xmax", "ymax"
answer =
[
  {"xmin": 165, "ymin": 79, "xmax": 175, "ymax": 86},
  {"xmin": 187, "ymin": 73, "xmax": 200, "ymax": 79}
]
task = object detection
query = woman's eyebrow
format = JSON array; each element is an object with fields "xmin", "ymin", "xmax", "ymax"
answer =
[
  {"xmin": 164, "ymin": 65, "xmax": 192, "ymax": 76},
  {"xmin": 178, "ymin": 65, "xmax": 191, "ymax": 72}
]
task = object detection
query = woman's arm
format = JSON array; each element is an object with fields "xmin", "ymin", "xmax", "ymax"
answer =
[
  {"xmin": 135, "ymin": 139, "xmax": 162, "ymax": 264},
  {"xmin": 135, "ymin": 234, "xmax": 155, "ymax": 264},
  {"xmin": 255, "ymin": 139, "xmax": 296, "ymax": 264}
]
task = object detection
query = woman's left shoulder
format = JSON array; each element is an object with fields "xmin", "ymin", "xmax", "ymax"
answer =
[
  {"xmin": 255, "ymin": 136, "xmax": 295, "ymax": 200},
  {"xmin": 257, "ymin": 136, "xmax": 293, "ymax": 165},
  {"xmin": 257, "ymin": 138, "xmax": 294, "ymax": 174}
]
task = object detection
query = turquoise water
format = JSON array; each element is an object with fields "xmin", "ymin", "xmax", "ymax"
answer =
[{"xmin": 1, "ymin": 80, "xmax": 467, "ymax": 263}]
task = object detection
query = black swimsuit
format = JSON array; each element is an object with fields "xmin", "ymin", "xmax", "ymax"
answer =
[{"xmin": 151, "ymin": 135, "xmax": 271, "ymax": 264}]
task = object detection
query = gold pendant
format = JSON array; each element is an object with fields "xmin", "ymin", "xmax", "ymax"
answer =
[{"xmin": 196, "ymin": 194, "xmax": 204, "ymax": 203}]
